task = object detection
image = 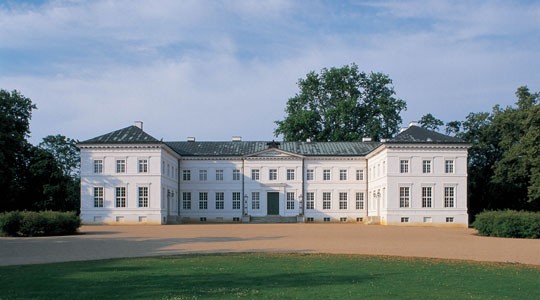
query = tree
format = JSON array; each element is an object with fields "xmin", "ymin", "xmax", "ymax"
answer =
[
  {"xmin": 418, "ymin": 113, "xmax": 444, "ymax": 131},
  {"xmin": 274, "ymin": 64, "xmax": 407, "ymax": 141},
  {"xmin": 39, "ymin": 135, "xmax": 80, "ymax": 177}
]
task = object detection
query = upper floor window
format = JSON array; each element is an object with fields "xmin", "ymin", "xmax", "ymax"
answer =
[
  {"xmin": 116, "ymin": 160, "xmax": 126, "ymax": 173},
  {"xmin": 182, "ymin": 170, "xmax": 191, "ymax": 181},
  {"xmin": 287, "ymin": 169, "xmax": 295, "ymax": 180},
  {"xmin": 94, "ymin": 160, "xmax": 103, "ymax": 174},
  {"xmin": 422, "ymin": 160, "xmax": 431, "ymax": 174},
  {"xmin": 269, "ymin": 169, "xmax": 277, "ymax": 181},
  {"xmin": 400, "ymin": 160, "xmax": 409, "ymax": 173},
  {"xmin": 251, "ymin": 169, "xmax": 260, "ymax": 180},
  {"xmin": 339, "ymin": 169, "xmax": 347, "ymax": 181},
  {"xmin": 306, "ymin": 169, "xmax": 314, "ymax": 181},
  {"xmin": 138, "ymin": 159, "xmax": 148, "ymax": 173},
  {"xmin": 216, "ymin": 170, "xmax": 224, "ymax": 181},
  {"xmin": 356, "ymin": 169, "xmax": 364, "ymax": 181},
  {"xmin": 445, "ymin": 160, "xmax": 454, "ymax": 173},
  {"xmin": 233, "ymin": 169, "xmax": 241, "ymax": 181},
  {"xmin": 199, "ymin": 170, "xmax": 207, "ymax": 181},
  {"xmin": 323, "ymin": 169, "xmax": 331, "ymax": 181}
]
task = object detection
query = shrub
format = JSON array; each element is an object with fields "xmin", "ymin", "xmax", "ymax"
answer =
[
  {"xmin": 0, "ymin": 211, "xmax": 80, "ymax": 237},
  {"xmin": 474, "ymin": 210, "xmax": 540, "ymax": 239}
]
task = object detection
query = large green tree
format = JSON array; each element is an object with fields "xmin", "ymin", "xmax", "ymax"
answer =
[
  {"xmin": 418, "ymin": 113, "xmax": 444, "ymax": 131},
  {"xmin": 274, "ymin": 64, "xmax": 407, "ymax": 141}
]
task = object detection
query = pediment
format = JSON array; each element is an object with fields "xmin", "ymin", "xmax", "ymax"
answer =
[{"xmin": 246, "ymin": 148, "xmax": 303, "ymax": 158}]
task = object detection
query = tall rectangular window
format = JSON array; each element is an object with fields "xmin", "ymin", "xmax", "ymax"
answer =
[
  {"xmin": 215, "ymin": 192, "xmax": 224, "ymax": 209},
  {"xmin": 115, "ymin": 187, "xmax": 126, "ymax": 207},
  {"xmin": 251, "ymin": 169, "xmax": 260, "ymax": 180},
  {"xmin": 400, "ymin": 160, "xmax": 409, "ymax": 173},
  {"xmin": 323, "ymin": 192, "xmax": 331, "ymax": 210},
  {"xmin": 215, "ymin": 170, "xmax": 224, "ymax": 181},
  {"xmin": 252, "ymin": 192, "xmax": 260, "ymax": 210},
  {"xmin": 93, "ymin": 187, "xmax": 104, "ymax": 207},
  {"xmin": 199, "ymin": 192, "xmax": 208, "ymax": 210},
  {"xmin": 232, "ymin": 192, "xmax": 241, "ymax": 209},
  {"xmin": 422, "ymin": 187, "xmax": 432, "ymax": 208},
  {"xmin": 306, "ymin": 192, "xmax": 314, "ymax": 210},
  {"xmin": 233, "ymin": 169, "xmax": 241, "ymax": 181},
  {"xmin": 339, "ymin": 192, "xmax": 348, "ymax": 209},
  {"xmin": 287, "ymin": 169, "xmax": 295, "ymax": 180},
  {"xmin": 116, "ymin": 159, "xmax": 126, "ymax": 173},
  {"xmin": 182, "ymin": 192, "xmax": 191, "ymax": 210},
  {"xmin": 356, "ymin": 192, "xmax": 364, "ymax": 210},
  {"xmin": 182, "ymin": 170, "xmax": 191, "ymax": 181},
  {"xmin": 94, "ymin": 160, "xmax": 103, "ymax": 174},
  {"xmin": 306, "ymin": 169, "xmax": 314, "ymax": 181},
  {"xmin": 286, "ymin": 192, "xmax": 295, "ymax": 210},
  {"xmin": 339, "ymin": 170, "xmax": 347, "ymax": 181},
  {"xmin": 444, "ymin": 187, "xmax": 455, "ymax": 208},
  {"xmin": 422, "ymin": 160, "xmax": 431, "ymax": 174},
  {"xmin": 199, "ymin": 170, "xmax": 207, "ymax": 181},
  {"xmin": 399, "ymin": 187, "xmax": 410, "ymax": 208},
  {"xmin": 445, "ymin": 160, "xmax": 454, "ymax": 173},
  {"xmin": 356, "ymin": 169, "xmax": 364, "ymax": 181},
  {"xmin": 138, "ymin": 186, "xmax": 149, "ymax": 207},
  {"xmin": 269, "ymin": 169, "xmax": 277, "ymax": 181},
  {"xmin": 323, "ymin": 169, "xmax": 331, "ymax": 181},
  {"xmin": 138, "ymin": 159, "xmax": 148, "ymax": 173}
]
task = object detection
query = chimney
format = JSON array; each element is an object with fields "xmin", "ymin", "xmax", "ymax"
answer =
[
  {"xmin": 232, "ymin": 136, "xmax": 242, "ymax": 142},
  {"xmin": 187, "ymin": 137, "xmax": 196, "ymax": 142},
  {"xmin": 362, "ymin": 137, "xmax": 372, "ymax": 142},
  {"xmin": 134, "ymin": 121, "xmax": 143, "ymax": 130},
  {"xmin": 399, "ymin": 127, "xmax": 407, "ymax": 133}
]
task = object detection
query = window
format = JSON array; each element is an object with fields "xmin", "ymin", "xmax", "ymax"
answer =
[
  {"xmin": 182, "ymin": 170, "xmax": 191, "ymax": 181},
  {"xmin": 286, "ymin": 192, "xmax": 295, "ymax": 209},
  {"xmin": 233, "ymin": 169, "xmax": 241, "ymax": 181},
  {"xmin": 356, "ymin": 192, "xmax": 364, "ymax": 210},
  {"xmin": 339, "ymin": 169, "xmax": 347, "ymax": 181},
  {"xmin": 251, "ymin": 169, "xmax": 260, "ymax": 180},
  {"xmin": 138, "ymin": 159, "xmax": 148, "ymax": 173},
  {"xmin": 252, "ymin": 192, "xmax": 260, "ymax": 210},
  {"xmin": 232, "ymin": 192, "xmax": 241, "ymax": 209},
  {"xmin": 323, "ymin": 169, "xmax": 331, "ymax": 181},
  {"xmin": 340, "ymin": 217, "xmax": 347, "ymax": 222},
  {"xmin": 287, "ymin": 169, "xmax": 295, "ymax": 180},
  {"xmin": 93, "ymin": 187, "xmax": 104, "ymax": 207},
  {"xmin": 401, "ymin": 217, "xmax": 409, "ymax": 223},
  {"xmin": 215, "ymin": 170, "xmax": 224, "ymax": 181},
  {"xmin": 356, "ymin": 169, "xmax": 364, "ymax": 181},
  {"xmin": 116, "ymin": 159, "xmax": 126, "ymax": 173},
  {"xmin": 199, "ymin": 192, "xmax": 208, "ymax": 210},
  {"xmin": 94, "ymin": 160, "xmax": 103, "ymax": 174},
  {"xmin": 444, "ymin": 187, "xmax": 455, "ymax": 207},
  {"xmin": 323, "ymin": 192, "xmax": 331, "ymax": 210},
  {"xmin": 199, "ymin": 170, "xmax": 207, "ymax": 181},
  {"xmin": 182, "ymin": 192, "xmax": 191, "ymax": 209},
  {"xmin": 446, "ymin": 217, "xmax": 454, "ymax": 223},
  {"xmin": 324, "ymin": 217, "xmax": 331, "ymax": 222},
  {"xmin": 138, "ymin": 187, "xmax": 149, "ymax": 207},
  {"xmin": 215, "ymin": 192, "xmax": 224, "ymax": 209},
  {"xmin": 445, "ymin": 160, "xmax": 454, "ymax": 173},
  {"xmin": 269, "ymin": 169, "xmax": 277, "ymax": 181},
  {"xmin": 422, "ymin": 187, "xmax": 432, "ymax": 208},
  {"xmin": 306, "ymin": 169, "xmax": 314, "ymax": 181},
  {"xmin": 115, "ymin": 187, "xmax": 126, "ymax": 207},
  {"xmin": 306, "ymin": 192, "xmax": 314, "ymax": 210},
  {"xmin": 399, "ymin": 187, "xmax": 410, "ymax": 208},
  {"xmin": 339, "ymin": 192, "xmax": 348, "ymax": 209},
  {"xmin": 400, "ymin": 160, "xmax": 409, "ymax": 173},
  {"xmin": 422, "ymin": 160, "xmax": 431, "ymax": 174}
]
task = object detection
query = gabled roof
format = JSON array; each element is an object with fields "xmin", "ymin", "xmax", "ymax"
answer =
[
  {"xmin": 79, "ymin": 126, "xmax": 160, "ymax": 144},
  {"xmin": 388, "ymin": 125, "xmax": 464, "ymax": 144}
]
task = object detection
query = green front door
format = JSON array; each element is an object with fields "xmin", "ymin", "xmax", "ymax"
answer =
[{"xmin": 267, "ymin": 192, "xmax": 279, "ymax": 215}]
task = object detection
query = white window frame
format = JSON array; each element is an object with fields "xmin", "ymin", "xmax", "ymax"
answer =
[
  {"xmin": 339, "ymin": 192, "xmax": 348, "ymax": 209},
  {"xmin": 339, "ymin": 169, "xmax": 347, "ymax": 181},
  {"xmin": 306, "ymin": 169, "xmax": 314, "ymax": 181},
  {"xmin": 445, "ymin": 160, "xmax": 455, "ymax": 174},
  {"xmin": 399, "ymin": 186, "xmax": 410, "ymax": 208},
  {"xmin": 116, "ymin": 159, "xmax": 126, "ymax": 173},
  {"xmin": 232, "ymin": 192, "xmax": 241, "ymax": 209},
  {"xmin": 355, "ymin": 192, "xmax": 364, "ymax": 210},
  {"xmin": 323, "ymin": 169, "xmax": 331, "ymax": 181},
  {"xmin": 215, "ymin": 192, "xmax": 224, "ymax": 210},
  {"xmin": 400, "ymin": 160, "xmax": 409, "ymax": 174},
  {"xmin": 215, "ymin": 170, "xmax": 224, "ymax": 181},
  {"xmin": 182, "ymin": 192, "xmax": 191, "ymax": 210},
  {"xmin": 93, "ymin": 187, "xmax": 104, "ymax": 208},
  {"xmin": 251, "ymin": 169, "xmax": 260, "ymax": 180},
  {"xmin": 286, "ymin": 169, "xmax": 295, "ymax": 181},
  {"xmin": 444, "ymin": 186, "xmax": 456, "ymax": 208},
  {"xmin": 199, "ymin": 170, "xmax": 207, "ymax": 181},
  {"xmin": 322, "ymin": 192, "xmax": 331, "ymax": 210},
  {"xmin": 422, "ymin": 160, "xmax": 431, "ymax": 174},
  {"xmin": 252, "ymin": 192, "xmax": 260, "ymax": 210},
  {"xmin": 138, "ymin": 159, "xmax": 148, "ymax": 173},
  {"xmin": 138, "ymin": 186, "xmax": 149, "ymax": 207},
  {"xmin": 422, "ymin": 186, "xmax": 432, "ymax": 208},
  {"xmin": 286, "ymin": 192, "xmax": 295, "ymax": 210},
  {"xmin": 269, "ymin": 169, "xmax": 277, "ymax": 181},
  {"xmin": 356, "ymin": 169, "xmax": 364, "ymax": 181},
  {"xmin": 199, "ymin": 192, "xmax": 208, "ymax": 210},
  {"xmin": 94, "ymin": 160, "xmax": 103, "ymax": 174},
  {"xmin": 115, "ymin": 187, "xmax": 126, "ymax": 208},
  {"xmin": 306, "ymin": 192, "xmax": 314, "ymax": 210},
  {"xmin": 182, "ymin": 170, "xmax": 191, "ymax": 181},
  {"xmin": 233, "ymin": 169, "xmax": 241, "ymax": 181}
]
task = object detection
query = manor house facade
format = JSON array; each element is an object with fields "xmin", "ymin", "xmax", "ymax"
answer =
[{"xmin": 78, "ymin": 122, "xmax": 470, "ymax": 227}]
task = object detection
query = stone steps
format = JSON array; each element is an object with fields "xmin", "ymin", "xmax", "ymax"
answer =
[{"xmin": 249, "ymin": 216, "xmax": 298, "ymax": 223}]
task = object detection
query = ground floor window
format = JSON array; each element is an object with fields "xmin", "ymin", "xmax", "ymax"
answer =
[
  {"xmin": 252, "ymin": 192, "xmax": 260, "ymax": 210},
  {"xmin": 232, "ymin": 192, "xmax": 241, "ymax": 210},
  {"xmin": 339, "ymin": 192, "xmax": 348, "ymax": 210},
  {"xmin": 199, "ymin": 192, "xmax": 208, "ymax": 210},
  {"xmin": 401, "ymin": 217, "xmax": 409, "ymax": 223},
  {"xmin": 399, "ymin": 187, "xmax": 410, "ymax": 208},
  {"xmin": 182, "ymin": 192, "xmax": 191, "ymax": 209},
  {"xmin": 286, "ymin": 192, "xmax": 295, "ymax": 210},
  {"xmin": 355, "ymin": 192, "xmax": 364, "ymax": 210},
  {"xmin": 93, "ymin": 187, "xmax": 104, "ymax": 207},
  {"xmin": 446, "ymin": 217, "xmax": 454, "ymax": 223},
  {"xmin": 215, "ymin": 192, "xmax": 224, "ymax": 210},
  {"xmin": 138, "ymin": 186, "xmax": 149, "ymax": 207},
  {"xmin": 306, "ymin": 192, "xmax": 314, "ymax": 210},
  {"xmin": 323, "ymin": 192, "xmax": 331, "ymax": 210},
  {"xmin": 444, "ymin": 187, "xmax": 455, "ymax": 207},
  {"xmin": 422, "ymin": 187, "xmax": 432, "ymax": 208},
  {"xmin": 115, "ymin": 187, "xmax": 126, "ymax": 208}
]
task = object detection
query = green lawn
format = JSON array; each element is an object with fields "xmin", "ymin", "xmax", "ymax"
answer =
[{"xmin": 0, "ymin": 253, "xmax": 539, "ymax": 299}]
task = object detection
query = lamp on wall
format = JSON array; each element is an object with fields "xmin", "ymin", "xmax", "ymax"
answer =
[{"xmin": 243, "ymin": 194, "xmax": 248, "ymax": 216}]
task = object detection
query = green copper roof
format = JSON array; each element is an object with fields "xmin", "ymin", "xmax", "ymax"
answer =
[
  {"xmin": 79, "ymin": 126, "xmax": 160, "ymax": 144},
  {"xmin": 388, "ymin": 125, "xmax": 464, "ymax": 144}
]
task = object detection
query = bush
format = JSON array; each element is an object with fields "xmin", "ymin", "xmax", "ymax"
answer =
[
  {"xmin": 0, "ymin": 211, "xmax": 80, "ymax": 237},
  {"xmin": 474, "ymin": 210, "xmax": 540, "ymax": 239}
]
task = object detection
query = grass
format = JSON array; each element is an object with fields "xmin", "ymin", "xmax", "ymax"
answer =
[{"xmin": 0, "ymin": 253, "xmax": 539, "ymax": 299}]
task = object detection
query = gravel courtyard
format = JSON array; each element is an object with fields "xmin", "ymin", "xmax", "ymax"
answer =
[{"xmin": 1, "ymin": 224, "xmax": 539, "ymax": 266}]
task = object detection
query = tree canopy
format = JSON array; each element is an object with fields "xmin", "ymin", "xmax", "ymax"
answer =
[
  {"xmin": 418, "ymin": 113, "xmax": 444, "ymax": 131},
  {"xmin": 274, "ymin": 64, "xmax": 406, "ymax": 141}
]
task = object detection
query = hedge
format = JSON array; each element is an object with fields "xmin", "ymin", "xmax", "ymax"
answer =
[
  {"xmin": 474, "ymin": 210, "xmax": 540, "ymax": 239},
  {"xmin": 0, "ymin": 211, "xmax": 81, "ymax": 237}
]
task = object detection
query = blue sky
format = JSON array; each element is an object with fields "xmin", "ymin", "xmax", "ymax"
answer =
[{"xmin": 1, "ymin": 0, "xmax": 539, "ymax": 144}]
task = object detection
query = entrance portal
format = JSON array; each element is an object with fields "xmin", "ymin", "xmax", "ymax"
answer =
[{"xmin": 267, "ymin": 192, "xmax": 279, "ymax": 215}]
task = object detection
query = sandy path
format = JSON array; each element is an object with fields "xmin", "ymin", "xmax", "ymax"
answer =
[{"xmin": 1, "ymin": 224, "xmax": 539, "ymax": 266}]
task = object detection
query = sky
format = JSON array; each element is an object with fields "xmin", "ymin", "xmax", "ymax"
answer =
[{"xmin": 1, "ymin": 0, "xmax": 539, "ymax": 144}]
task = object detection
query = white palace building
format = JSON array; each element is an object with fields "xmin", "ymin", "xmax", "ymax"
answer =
[{"xmin": 78, "ymin": 122, "xmax": 470, "ymax": 227}]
